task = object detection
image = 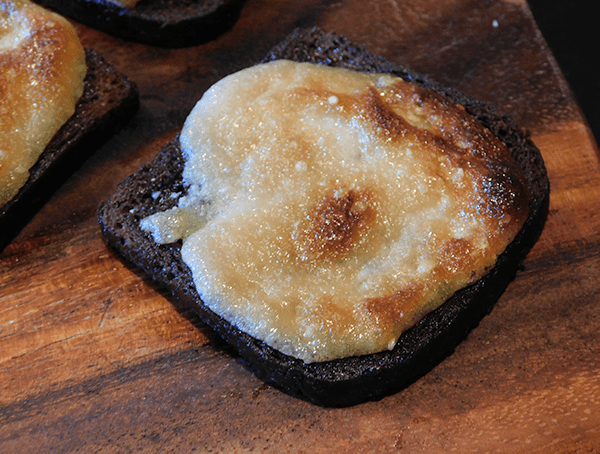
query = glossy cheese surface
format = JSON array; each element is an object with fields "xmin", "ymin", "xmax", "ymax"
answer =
[
  {"xmin": 141, "ymin": 60, "xmax": 529, "ymax": 363},
  {"xmin": 0, "ymin": 0, "xmax": 86, "ymax": 207}
]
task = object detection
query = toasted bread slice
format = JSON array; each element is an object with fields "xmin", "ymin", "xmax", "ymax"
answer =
[
  {"xmin": 33, "ymin": 0, "xmax": 246, "ymax": 47},
  {"xmin": 1, "ymin": 48, "xmax": 138, "ymax": 253},
  {"xmin": 98, "ymin": 28, "xmax": 549, "ymax": 407}
]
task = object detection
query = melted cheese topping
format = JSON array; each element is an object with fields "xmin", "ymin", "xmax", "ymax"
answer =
[
  {"xmin": 141, "ymin": 60, "xmax": 529, "ymax": 363},
  {"xmin": 0, "ymin": 0, "xmax": 86, "ymax": 207}
]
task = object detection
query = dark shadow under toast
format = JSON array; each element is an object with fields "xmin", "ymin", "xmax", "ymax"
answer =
[{"xmin": 98, "ymin": 28, "xmax": 549, "ymax": 407}]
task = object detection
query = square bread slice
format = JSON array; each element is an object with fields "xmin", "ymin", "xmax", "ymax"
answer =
[
  {"xmin": 1, "ymin": 48, "xmax": 139, "ymax": 253},
  {"xmin": 33, "ymin": 0, "xmax": 247, "ymax": 48},
  {"xmin": 98, "ymin": 28, "xmax": 549, "ymax": 407}
]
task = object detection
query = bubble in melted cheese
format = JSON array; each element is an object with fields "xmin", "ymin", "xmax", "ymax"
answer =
[
  {"xmin": 0, "ymin": 0, "xmax": 86, "ymax": 207},
  {"xmin": 141, "ymin": 60, "xmax": 529, "ymax": 363}
]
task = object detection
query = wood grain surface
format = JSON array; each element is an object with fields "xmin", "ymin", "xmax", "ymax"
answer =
[{"xmin": 1, "ymin": 0, "xmax": 599, "ymax": 451}]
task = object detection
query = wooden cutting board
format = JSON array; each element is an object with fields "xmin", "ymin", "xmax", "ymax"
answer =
[{"xmin": 1, "ymin": 0, "xmax": 598, "ymax": 451}]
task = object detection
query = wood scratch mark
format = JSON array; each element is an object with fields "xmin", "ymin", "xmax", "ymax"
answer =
[{"xmin": 98, "ymin": 299, "xmax": 113, "ymax": 329}]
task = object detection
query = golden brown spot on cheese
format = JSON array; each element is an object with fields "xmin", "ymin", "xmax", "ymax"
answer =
[
  {"xmin": 433, "ymin": 238, "xmax": 482, "ymax": 283},
  {"xmin": 307, "ymin": 187, "xmax": 377, "ymax": 262},
  {"xmin": 308, "ymin": 297, "xmax": 356, "ymax": 335},
  {"xmin": 356, "ymin": 81, "xmax": 530, "ymax": 237},
  {"xmin": 361, "ymin": 87, "xmax": 417, "ymax": 140},
  {"xmin": 364, "ymin": 284, "xmax": 425, "ymax": 330}
]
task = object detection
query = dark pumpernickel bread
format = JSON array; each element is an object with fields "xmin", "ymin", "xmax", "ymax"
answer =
[
  {"xmin": 0, "ymin": 48, "xmax": 139, "ymax": 253},
  {"xmin": 98, "ymin": 28, "xmax": 549, "ymax": 407},
  {"xmin": 33, "ymin": 0, "xmax": 247, "ymax": 48}
]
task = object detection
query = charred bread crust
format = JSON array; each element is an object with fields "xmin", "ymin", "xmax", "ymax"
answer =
[
  {"xmin": 33, "ymin": 0, "xmax": 247, "ymax": 48},
  {"xmin": 98, "ymin": 28, "xmax": 549, "ymax": 407},
  {"xmin": 0, "ymin": 48, "xmax": 139, "ymax": 253}
]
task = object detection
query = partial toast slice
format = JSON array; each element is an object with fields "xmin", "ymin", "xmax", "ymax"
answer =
[
  {"xmin": 98, "ymin": 28, "xmax": 549, "ymax": 407},
  {"xmin": 1, "ymin": 48, "xmax": 139, "ymax": 253},
  {"xmin": 33, "ymin": 0, "xmax": 247, "ymax": 48}
]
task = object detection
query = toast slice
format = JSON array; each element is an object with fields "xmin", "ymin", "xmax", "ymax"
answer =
[
  {"xmin": 98, "ymin": 28, "xmax": 549, "ymax": 407},
  {"xmin": 0, "ymin": 48, "xmax": 139, "ymax": 254},
  {"xmin": 33, "ymin": 0, "xmax": 246, "ymax": 48}
]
